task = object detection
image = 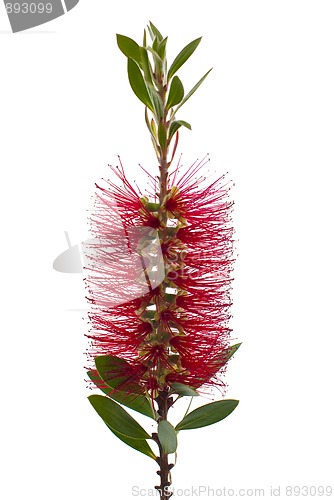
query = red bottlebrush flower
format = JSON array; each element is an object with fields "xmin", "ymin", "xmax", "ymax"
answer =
[{"xmin": 85, "ymin": 155, "xmax": 234, "ymax": 395}]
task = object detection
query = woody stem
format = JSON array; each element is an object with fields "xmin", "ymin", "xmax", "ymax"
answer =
[
  {"xmin": 153, "ymin": 69, "xmax": 174, "ymax": 500},
  {"xmin": 153, "ymin": 390, "xmax": 174, "ymax": 500}
]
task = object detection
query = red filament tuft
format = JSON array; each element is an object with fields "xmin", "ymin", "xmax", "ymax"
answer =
[{"xmin": 85, "ymin": 157, "xmax": 234, "ymax": 395}]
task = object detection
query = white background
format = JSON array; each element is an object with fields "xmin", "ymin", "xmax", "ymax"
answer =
[{"xmin": 1, "ymin": 1, "xmax": 334, "ymax": 499}]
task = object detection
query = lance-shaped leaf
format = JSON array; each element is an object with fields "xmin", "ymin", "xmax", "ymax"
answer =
[
  {"xmin": 117, "ymin": 34, "xmax": 142, "ymax": 67},
  {"xmin": 210, "ymin": 343, "xmax": 242, "ymax": 375},
  {"xmin": 147, "ymin": 85, "xmax": 164, "ymax": 120},
  {"xmin": 87, "ymin": 370, "xmax": 155, "ymax": 420},
  {"xmin": 175, "ymin": 400, "xmax": 239, "ymax": 431},
  {"xmin": 166, "ymin": 76, "xmax": 184, "ymax": 110},
  {"xmin": 139, "ymin": 47, "xmax": 153, "ymax": 85},
  {"xmin": 168, "ymin": 37, "xmax": 202, "ymax": 81},
  {"xmin": 169, "ymin": 120, "xmax": 192, "ymax": 140},
  {"xmin": 88, "ymin": 394, "xmax": 151, "ymax": 439},
  {"xmin": 106, "ymin": 423, "xmax": 156, "ymax": 460},
  {"xmin": 152, "ymin": 35, "xmax": 159, "ymax": 54},
  {"xmin": 146, "ymin": 46, "xmax": 163, "ymax": 63},
  {"xmin": 157, "ymin": 37, "xmax": 168, "ymax": 61},
  {"xmin": 147, "ymin": 45, "xmax": 163, "ymax": 78},
  {"xmin": 127, "ymin": 58, "xmax": 154, "ymax": 111},
  {"xmin": 150, "ymin": 118, "xmax": 157, "ymax": 138},
  {"xmin": 158, "ymin": 121, "xmax": 167, "ymax": 150},
  {"xmin": 94, "ymin": 355, "xmax": 155, "ymax": 418},
  {"xmin": 222, "ymin": 343, "xmax": 242, "ymax": 362},
  {"xmin": 145, "ymin": 107, "xmax": 157, "ymax": 145},
  {"xmin": 95, "ymin": 355, "xmax": 140, "ymax": 392},
  {"xmin": 148, "ymin": 21, "xmax": 163, "ymax": 42},
  {"xmin": 174, "ymin": 68, "xmax": 212, "ymax": 113},
  {"xmin": 158, "ymin": 420, "xmax": 178, "ymax": 454},
  {"xmin": 170, "ymin": 382, "xmax": 199, "ymax": 397},
  {"xmin": 189, "ymin": 344, "xmax": 242, "ymax": 390}
]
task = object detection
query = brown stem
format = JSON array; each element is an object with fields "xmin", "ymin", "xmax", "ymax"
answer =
[
  {"xmin": 152, "ymin": 70, "xmax": 176, "ymax": 500},
  {"xmin": 153, "ymin": 390, "xmax": 174, "ymax": 500},
  {"xmin": 159, "ymin": 155, "xmax": 169, "ymax": 216}
]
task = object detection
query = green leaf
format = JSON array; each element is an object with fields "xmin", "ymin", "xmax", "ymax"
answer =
[
  {"xmin": 147, "ymin": 85, "xmax": 164, "ymax": 120},
  {"xmin": 166, "ymin": 76, "xmax": 184, "ymax": 110},
  {"xmin": 170, "ymin": 382, "xmax": 199, "ymax": 397},
  {"xmin": 139, "ymin": 47, "xmax": 153, "ymax": 85},
  {"xmin": 174, "ymin": 68, "xmax": 212, "ymax": 113},
  {"xmin": 152, "ymin": 36, "xmax": 159, "ymax": 54},
  {"xmin": 208, "ymin": 343, "xmax": 243, "ymax": 376},
  {"xmin": 127, "ymin": 58, "xmax": 154, "ymax": 111},
  {"xmin": 117, "ymin": 34, "xmax": 142, "ymax": 67},
  {"xmin": 88, "ymin": 369, "xmax": 114, "ymax": 396},
  {"xmin": 175, "ymin": 399, "xmax": 239, "ymax": 431},
  {"xmin": 88, "ymin": 395, "xmax": 151, "ymax": 439},
  {"xmin": 94, "ymin": 355, "xmax": 138, "ymax": 391},
  {"xmin": 145, "ymin": 106, "xmax": 155, "ymax": 140},
  {"xmin": 225, "ymin": 342, "xmax": 242, "ymax": 361},
  {"xmin": 149, "ymin": 21, "xmax": 163, "ymax": 42},
  {"xmin": 158, "ymin": 420, "xmax": 178, "ymax": 454},
  {"xmin": 87, "ymin": 370, "xmax": 155, "ymax": 420},
  {"xmin": 157, "ymin": 37, "xmax": 168, "ymax": 60},
  {"xmin": 113, "ymin": 391, "xmax": 155, "ymax": 420},
  {"xmin": 146, "ymin": 46, "xmax": 163, "ymax": 78},
  {"xmin": 150, "ymin": 118, "xmax": 157, "ymax": 138},
  {"xmin": 94, "ymin": 355, "xmax": 155, "ymax": 417},
  {"xmin": 106, "ymin": 423, "xmax": 156, "ymax": 460},
  {"xmin": 168, "ymin": 37, "xmax": 202, "ymax": 81},
  {"xmin": 146, "ymin": 46, "xmax": 163, "ymax": 63},
  {"xmin": 147, "ymin": 24, "xmax": 155, "ymax": 43},
  {"xmin": 158, "ymin": 122, "xmax": 167, "ymax": 150},
  {"xmin": 169, "ymin": 120, "xmax": 192, "ymax": 140}
]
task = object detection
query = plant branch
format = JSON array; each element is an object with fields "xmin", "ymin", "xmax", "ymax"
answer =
[{"xmin": 153, "ymin": 390, "xmax": 174, "ymax": 500}]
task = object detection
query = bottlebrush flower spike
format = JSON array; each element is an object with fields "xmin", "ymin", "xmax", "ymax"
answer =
[
  {"xmin": 86, "ymin": 158, "xmax": 233, "ymax": 392},
  {"xmin": 85, "ymin": 22, "xmax": 241, "ymax": 500}
]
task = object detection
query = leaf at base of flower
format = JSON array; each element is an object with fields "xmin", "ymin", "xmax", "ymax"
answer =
[
  {"xmin": 175, "ymin": 399, "xmax": 239, "ymax": 431},
  {"xmin": 212, "ymin": 343, "xmax": 242, "ymax": 371},
  {"xmin": 95, "ymin": 355, "xmax": 134, "ymax": 389},
  {"xmin": 158, "ymin": 420, "xmax": 178, "ymax": 454},
  {"xmin": 225, "ymin": 342, "xmax": 242, "ymax": 361},
  {"xmin": 94, "ymin": 354, "xmax": 145, "ymax": 394},
  {"xmin": 88, "ymin": 394, "xmax": 151, "ymax": 440},
  {"xmin": 106, "ymin": 423, "xmax": 157, "ymax": 460},
  {"xmin": 170, "ymin": 382, "xmax": 199, "ymax": 397},
  {"xmin": 87, "ymin": 370, "xmax": 155, "ymax": 420}
]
